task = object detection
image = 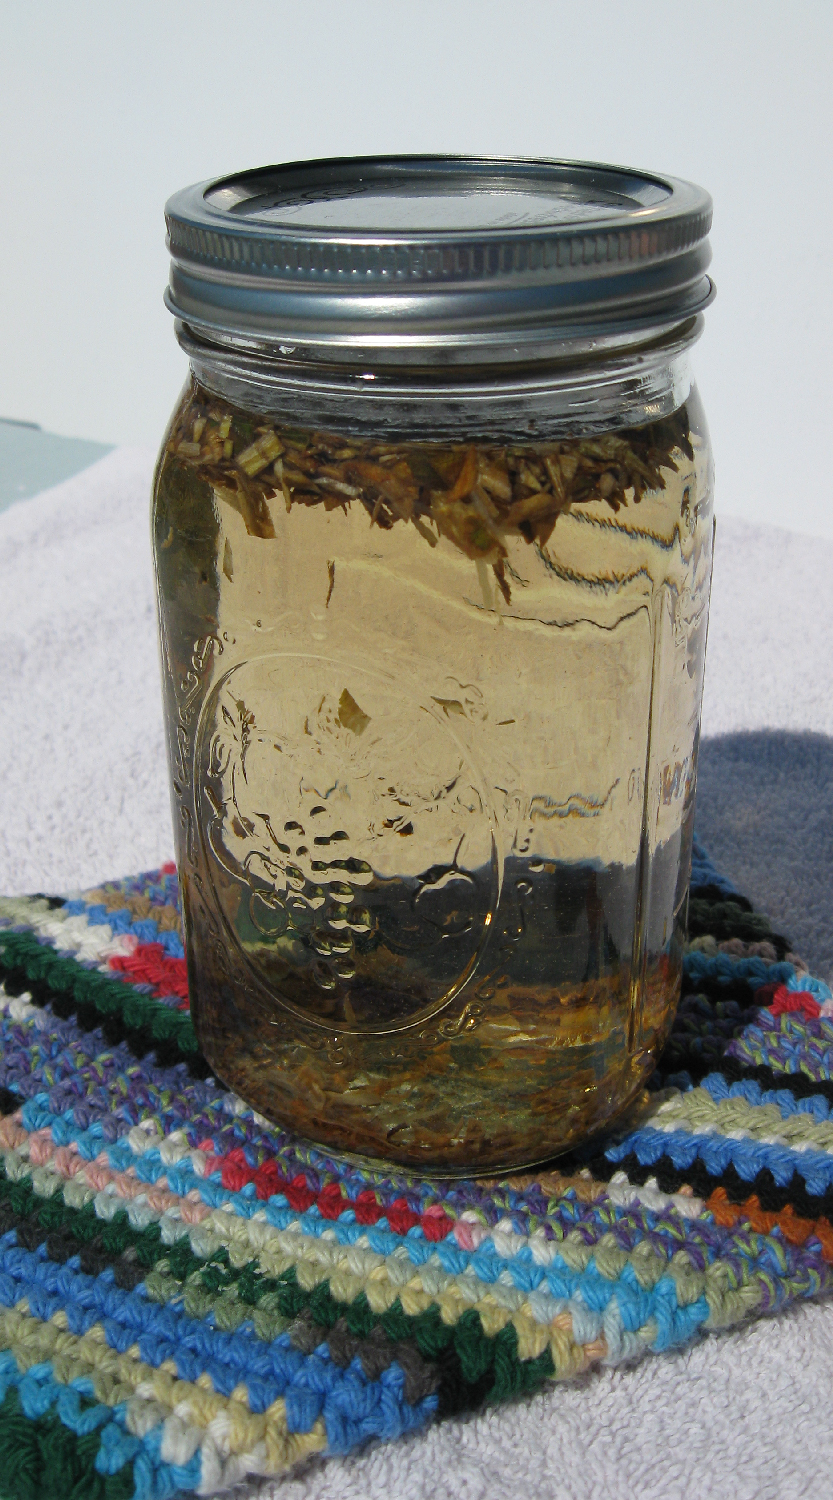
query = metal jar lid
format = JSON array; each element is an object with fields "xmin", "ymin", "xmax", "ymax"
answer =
[{"xmin": 164, "ymin": 155, "xmax": 713, "ymax": 367}]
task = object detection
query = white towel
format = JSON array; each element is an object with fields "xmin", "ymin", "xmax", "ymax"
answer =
[{"xmin": 1, "ymin": 449, "xmax": 831, "ymax": 1500}]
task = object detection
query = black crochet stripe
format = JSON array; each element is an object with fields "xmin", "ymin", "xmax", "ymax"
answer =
[
  {"xmin": 266, "ymin": 1265, "xmax": 555, "ymax": 1419},
  {"xmin": 689, "ymin": 883, "xmax": 753, "ymax": 913},
  {"xmin": 687, "ymin": 896, "xmax": 791, "ymax": 959},
  {"xmin": 717, "ymin": 1055, "xmax": 833, "ymax": 1107},
  {"xmin": 0, "ymin": 1087, "xmax": 20, "ymax": 1117},
  {"xmin": 0, "ymin": 929, "xmax": 211, "ymax": 1080},
  {"xmin": 574, "ymin": 1150, "xmax": 833, "ymax": 1220},
  {"xmin": 654, "ymin": 990, "xmax": 763, "ymax": 1085},
  {"xmin": 0, "ymin": 1157, "xmax": 163, "ymax": 1291},
  {"xmin": 553, "ymin": 1123, "xmax": 833, "ymax": 1217},
  {"xmin": 692, "ymin": 974, "xmax": 786, "ymax": 1007}
]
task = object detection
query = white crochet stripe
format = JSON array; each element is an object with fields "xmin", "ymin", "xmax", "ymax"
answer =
[
  {"xmin": 0, "ymin": 981, "xmax": 50, "ymax": 1027},
  {"xmin": 644, "ymin": 1086, "xmax": 833, "ymax": 1156}
]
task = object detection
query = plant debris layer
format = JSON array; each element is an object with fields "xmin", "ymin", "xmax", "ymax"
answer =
[{"xmin": 166, "ymin": 384, "xmax": 695, "ymax": 603}]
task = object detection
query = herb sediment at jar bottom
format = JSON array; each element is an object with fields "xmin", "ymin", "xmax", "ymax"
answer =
[{"xmin": 152, "ymin": 379, "xmax": 713, "ymax": 1171}]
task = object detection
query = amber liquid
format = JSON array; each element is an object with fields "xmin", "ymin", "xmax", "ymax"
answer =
[{"xmin": 153, "ymin": 383, "xmax": 713, "ymax": 1173}]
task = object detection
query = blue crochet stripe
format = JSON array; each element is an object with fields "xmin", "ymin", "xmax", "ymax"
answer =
[
  {"xmin": 690, "ymin": 837, "xmax": 739, "ymax": 898},
  {"xmin": 318, "ymin": 1372, "xmax": 436, "ymax": 1456},
  {"xmin": 604, "ymin": 1124, "xmax": 833, "ymax": 1194},
  {"xmin": 787, "ymin": 973, "xmax": 833, "ymax": 1002},
  {"xmin": 699, "ymin": 1070, "xmax": 833, "ymax": 1121},
  {"xmin": 63, "ymin": 900, "xmax": 185, "ymax": 958},
  {"xmin": 682, "ymin": 951, "xmax": 795, "ymax": 989},
  {"xmin": 0, "ymin": 1349, "xmax": 200, "ymax": 1500},
  {"xmin": 0, "ymin": 1234, "xmax": 437, "ymax": 1445}
]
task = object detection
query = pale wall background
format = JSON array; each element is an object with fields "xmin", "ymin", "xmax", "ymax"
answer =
[{"xmin": 1, "ymin": 0, "xmax": 831, "ymax": 537}]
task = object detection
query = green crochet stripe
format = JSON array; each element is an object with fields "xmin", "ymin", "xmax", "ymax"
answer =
[
  {"xmin": 687, "ymin": 898, "xmax": 781, "ymax": 947},
  {"xmin": 0, "ymin": 1386, "xmax": 134, "ymax": 1500},
  {"xmin": 0, "ymin": 928, "xmax": 199, "ymax": 1059},
  {"xmin": 153, "ymin": 1245, "xmax": 556, "ymax": 1411},
  {"xmin": 0, "ymin": 1159, "xmax": 165, "ymax": 1269},
  {"xmin": 279, "ymin": 1262, "xmax": 554, "ymax": 1394}
]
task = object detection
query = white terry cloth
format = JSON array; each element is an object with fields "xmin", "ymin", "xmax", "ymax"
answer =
[
  {"xmin": 0, "ymin": 448, "xmax": 173, "ymax": 891},
  {"xmin": 1, "ymin": 449, "xmax": 832, "ymax": 1499},
  {"xmin": 701, "ymin": 512, "xmax": 833, "ymax": 738}
]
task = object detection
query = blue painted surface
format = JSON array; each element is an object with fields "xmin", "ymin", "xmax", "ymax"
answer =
[{"xmin": 0, "ymin": 416, "xmax": 112, "ymax": 515}]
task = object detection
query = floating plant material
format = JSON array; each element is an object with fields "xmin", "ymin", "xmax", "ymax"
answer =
[{"xmin": 163, "ymin": 385, "xmax": 695, "ymax": 599}]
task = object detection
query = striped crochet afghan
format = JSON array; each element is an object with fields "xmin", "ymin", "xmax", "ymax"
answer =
[{"xmin": 0, "ymin": 842, "xmax": 831, "ymax": 1500}]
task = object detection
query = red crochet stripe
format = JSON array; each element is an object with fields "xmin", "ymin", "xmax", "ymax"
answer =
[
  {"xmin": 206, "ymin": 1145, "xmax": 455, "ymax": 1241},
  {"xmin": 108, "ymin": 942, "xmax": 190, "ymax": 1004},
  {"xmin": 767, "ymin": 984, "xmax": 821, "ymax": 1021}
]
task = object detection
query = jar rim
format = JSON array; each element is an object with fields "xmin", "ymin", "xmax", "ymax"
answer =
[
  {"xmin": 176, "ymin": 315, "xmax": 702, "ymax": 442},
  {"xmin": 164, "ymin": 155, "xmax": 713, "ymax": 366}
]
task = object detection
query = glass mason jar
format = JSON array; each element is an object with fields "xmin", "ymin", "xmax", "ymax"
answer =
[{"xmin": 154, "ymin": 157, "xmax": 715, "ymax": 1174}]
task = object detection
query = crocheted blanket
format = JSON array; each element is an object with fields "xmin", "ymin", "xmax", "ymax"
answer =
[{"xmin": 0, "ymin": 843, "xmax": 831, "ymax": 1500}]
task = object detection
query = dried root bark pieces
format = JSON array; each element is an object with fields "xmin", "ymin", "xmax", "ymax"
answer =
[{"xmin": 167, "ymin": 384, "xmax": 694, "ymax": 596}]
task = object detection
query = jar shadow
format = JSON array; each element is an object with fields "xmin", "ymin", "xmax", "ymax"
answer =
[{"xmin": 694, "ymin": 730, "xmax": 833, "ymax": 983}]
